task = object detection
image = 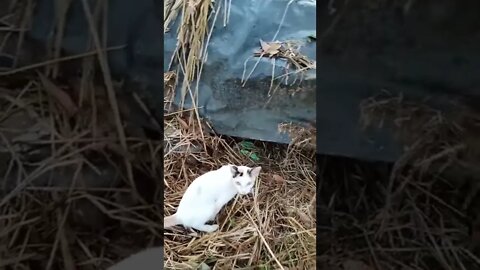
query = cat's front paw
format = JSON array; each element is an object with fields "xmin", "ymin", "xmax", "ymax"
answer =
[
  {"xmin": 205, "ymin": 224, "xmax": 219, "ymax": 233},
  {"xmin": 192, "ymin": 223, "xmax": 219, "ymax": 233}
]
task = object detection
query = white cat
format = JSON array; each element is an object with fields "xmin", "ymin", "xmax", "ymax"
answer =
[{"xmin": 164, "ymin": 164, "xmax": 261, "ymax": 233}]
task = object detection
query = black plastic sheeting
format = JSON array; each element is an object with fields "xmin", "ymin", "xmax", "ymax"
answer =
[
  {"xmin": 29, "ymin": 0, "xmax": 165, "ymax": 121},
  {"xmin": 164, "ymin": 0, "xmax": 316, "ymax": 145},
  {"xmin": 30, "ymin": 0, "xmax": 480, "ymax": 162},
  {"xmin": 29, "ymin": 0, "xmax": 317, "ymax": 151},
  {"xmin": 30, "ymin": 0, "xmax": 162, "ymax": 78},
  {"xmin": 318, "ymin": 0, "xmax": 480, "ymax": 162}
]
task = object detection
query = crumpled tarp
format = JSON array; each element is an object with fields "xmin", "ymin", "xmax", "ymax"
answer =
[
  {"xmin": 29, "ymin": 0, "xmax": 317, "ymax": 150},
  {"xmin": 165, "ymin": 0, "xmax": 316, "ymax": 145},
  {"xmin": 318, "ymin": 0, "xmax": 480, "ymax": 162},
  {"xmin": 26, "ymin": 0, "xmax": 480, "ymax": 162}
]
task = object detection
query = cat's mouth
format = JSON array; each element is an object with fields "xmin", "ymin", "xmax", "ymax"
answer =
[{"xmin": 238, "ymin": 189, "xmax": 254, "ymax": 196}]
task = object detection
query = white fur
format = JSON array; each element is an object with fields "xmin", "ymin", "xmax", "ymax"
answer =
[{"xmin": 164, "ymin": 164, "xmax": 261, "ymax": 233}]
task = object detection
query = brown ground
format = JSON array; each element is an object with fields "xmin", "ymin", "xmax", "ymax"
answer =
[{"xmin": 163, "ymin": 115, "xmax": 317, "ymax": 269}]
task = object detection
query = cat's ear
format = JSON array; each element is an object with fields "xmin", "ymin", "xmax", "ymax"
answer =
[
  {"xmin": 248, "ymin": 166, "xmax": 262, "ymax": 178},
  {"xmin": 230, "ymin": 165, "xmax": 240, "ymax": 177}
]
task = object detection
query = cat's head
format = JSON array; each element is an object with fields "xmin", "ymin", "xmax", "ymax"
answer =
[{"xmin": 229, "ymin": 165, "xmax": 261, "ymax": 195}]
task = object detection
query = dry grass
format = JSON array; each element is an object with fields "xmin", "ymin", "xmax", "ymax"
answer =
[
  {"xmin": 359, "ymin": 91, "xmax": 480, "ymax": 174},
  {"xmin": 164, "ymin": 0, "xmax": 228, "ymax": 115},
  {"xmin": 242, "ymin": 38, "xmax": 316, "ymax": 99},
  {"xmin": 163, "ymin": 0, "xmax": 227, "ymax": 163},
  {"xmin": 0, "ymin": 0, "xmax": 317, "ymax": 269},
  {"xmin": 164, "ymin": 71, "xmax": 177, "ymax": 113},
  {"xmin": 0, "ymin": 1, "xmax": 162, "ymax": 269},
  {"xmin": 317, "ymin": 91, "xmax": 480, "ymax": 269},
  {"xmin": 163, "ymin": 3, "xmax": 317, "ymax": 267},
  {"xmin": 278, "ymin": 122, "xmax": 317, "ymax": 152},
  {"xmin": 163, "ymin": 2, "xmax": 317, "ymax": 267},
  {"xmin": 0, "ymin": 63, "xmax": 165, "ymax": 269},
  {"xmin": 163, "ymin": 72, "xmax": 317, "ymax": 269},
  {"xmin": 0, "ymin": 68, "xmax": 163, "ymax": 270}
]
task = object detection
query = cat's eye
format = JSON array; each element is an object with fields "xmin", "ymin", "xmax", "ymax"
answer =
[
  {"xmin": 235, "ymin": 181, "xmax": 241, "ymax": 185},
  {"xmin": 246, "ymin": 182, "xmax": 252, "ymax": 186},
  {"xmin": 239, "ymin": 172, "xmax": 243, "ymax": 177}
]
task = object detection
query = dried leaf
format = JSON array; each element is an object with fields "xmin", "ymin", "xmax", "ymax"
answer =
[
  {"xmin": 259, "ymin": 39, "xmax": 281, "ymax": 57},
  {"xmin": 176, "ymin": 116, "xmax": 189, "ymax": 130},
  {"xmin": 259, "ymin": 39, "xmax": 269, "ymax": 51},
  {"xmin": 295, "ymin": 208, "xmax": 313, "ymax": 225},
  {"xmin": 38, "ymin": 72, "xmax": 78, "ymax": 116},
  {"xmin": 272, "ymin": 174, "xmax": 286, "ymax": 184}
]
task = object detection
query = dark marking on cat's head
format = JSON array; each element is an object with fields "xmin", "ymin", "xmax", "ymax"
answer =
[{"xmin": 230, "ymin": 165, "xmax": 240, "ymax": 178}]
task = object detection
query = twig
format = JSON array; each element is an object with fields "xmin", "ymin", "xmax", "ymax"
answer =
[
  {"xmin": 246, "ymin": 211, "xmax": 285, "ymax": 270},
  {"xmin": 0, "ymin": 45, "xmax": 125, "ymax": 76},
  {"xmin": 80, "ymin": 0, "xmax": 138, "ymax": 201}
]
